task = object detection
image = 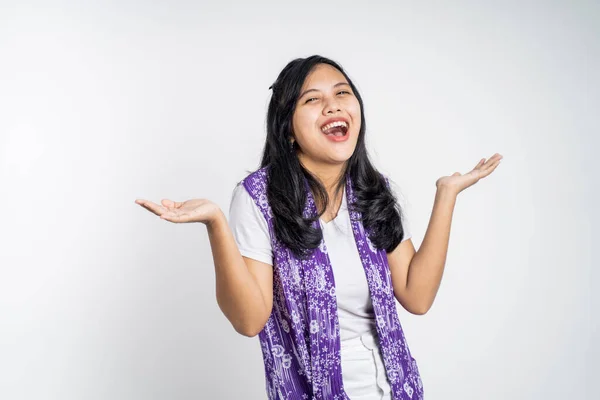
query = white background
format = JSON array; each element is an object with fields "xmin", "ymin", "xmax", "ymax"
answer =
[{"xmin": 0, "ymin": 1, "xmax": 597, "ymax": 399}]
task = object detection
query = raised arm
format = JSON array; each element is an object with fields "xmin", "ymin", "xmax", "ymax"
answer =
[
  {"xmin": 135, "ymin": 198, "xmax": 273, "ymax": 337},
  {"xmin": 388, "ymin": 153, "xmax": 503, "ymax": 314},
  {"xmin": 387, "ymin": 189, "xmax": 456, "ymax": 315},
  {"xmin": 207, "ymin": 211, "xmax": 273, "ymax": 337}
]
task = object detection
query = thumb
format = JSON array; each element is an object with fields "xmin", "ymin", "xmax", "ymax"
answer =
[
  {"xmin": 161, "ymin": 199, "xmax": 176, "ymax": 208},
  {"xmin": 452, "ymin": 172, "xmax": 461, "ymax": 176}
]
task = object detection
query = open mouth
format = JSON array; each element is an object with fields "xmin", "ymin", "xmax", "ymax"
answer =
[{"xmin": 321, "ymin": 120, "xmax": 349, "ymax": 137}]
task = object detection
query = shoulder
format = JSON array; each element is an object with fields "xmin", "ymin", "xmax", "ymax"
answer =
[
  {"xmin": 239, "ymin": 166, "xmax": 270, "ymax": 198},
  {"xmin": 233, "ymin": 166, "xmax": 274, "ymax": 219},
  {"xmin": 229, "ymin": 181, "xmax": 271, "ymax": 233},
  {"xmin": 240, "ymin": 166, "xmax": 269, "ymax": 186},
  {"xmin": 228, "ymin": 183, "xmax": 273, "ymax": 267}
]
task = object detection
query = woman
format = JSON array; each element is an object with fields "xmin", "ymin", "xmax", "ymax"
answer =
[{"xmin": 136, "ymin": 55, "xmax": 502, "ymax": 399}]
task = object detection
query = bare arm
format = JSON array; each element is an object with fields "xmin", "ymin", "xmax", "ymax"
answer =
[
  {"xmin": 135, "ymin": 197, "xmax": 273, "ymax": 337},
  {"xmin": 388, "ymin": 188, "xmax": 456, "ymax": 315},
  {"xmin": 207, "ymin": 211, "xmax": 273, "ymax": 337},
  {"xmin": 388, "ymin": 153, "xmax": 502, "ymax": 314}
]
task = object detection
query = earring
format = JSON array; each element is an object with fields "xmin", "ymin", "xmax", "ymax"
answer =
[{"xmin": 290, "ymin": 139, "xmax": 295, "ymax": 152}]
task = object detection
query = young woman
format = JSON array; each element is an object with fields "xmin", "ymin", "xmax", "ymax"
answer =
[{"xmin": 136, "ymin": 55, "xmax": 502, "ymax": 400}]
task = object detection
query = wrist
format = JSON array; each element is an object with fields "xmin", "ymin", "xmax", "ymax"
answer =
[
  {"xmin": 435, "ymin": 184, "xmax": 459, "ymax": 199},
  {"xmin": 206, "ymin": 208, "xmax": 226, "ymax": 230}
]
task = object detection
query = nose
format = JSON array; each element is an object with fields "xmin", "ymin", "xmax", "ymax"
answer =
[{"xmin": 323, "ymin": 96, "xmax": 341, "ymax": 115}]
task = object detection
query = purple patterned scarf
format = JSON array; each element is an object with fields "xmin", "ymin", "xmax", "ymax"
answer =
[{"xmin": 241, "ymin": 167, "xmax": 424, "ymax": 400}]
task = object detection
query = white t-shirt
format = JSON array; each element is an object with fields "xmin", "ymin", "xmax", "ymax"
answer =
[
  {"xmin": 228, "ymin": 182, "xmax": 412, "ymax": 397},
  {"xmin": 228, "ymin": 183, "xmax": 412, "ymax": 340}
]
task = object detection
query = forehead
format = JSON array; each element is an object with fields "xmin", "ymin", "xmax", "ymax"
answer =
[{"xmin": 301, "ymin": 64, "xmax": 347, "ymax": 89}]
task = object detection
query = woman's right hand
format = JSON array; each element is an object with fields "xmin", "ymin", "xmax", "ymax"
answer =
[{"xmin": 135, "ymin": 198, "xmax": 222, "ymax": 225}]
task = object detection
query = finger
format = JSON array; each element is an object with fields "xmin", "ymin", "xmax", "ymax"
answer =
[
  {"xmin": 478, "ymin": 159, "xmax": 502, "ymax": 178},
  {"xmin": 161, "ymin": 199, "xmax": 175, "ymax": 209},
  {"xmin": 162, "ymin": 199, "xmax": 184, "ymax": 209},
  {"xmin": 473, "ymin": 158, "xmax": 485, "ymax": 170},
  {"xmin": 486, "ymin": 156, "xmax": 503, "ymax": 170},
  {"xmin": 479, "ymin": 154, "xmax": 501, "ymax": 171},
  {"xmin": 469, "ymin": 154, "xmax": 501, "ymax": 177},
  {"xmin": 484, "ymin": 153, "xmax": 503, "ymax": 165},
  {"xmin": 135, "ymin": 199, "xmax": 167, "ymax": 216},
  {"xmin": 160, "ymin": 212, "xmax": 176, "ymax": 222}
]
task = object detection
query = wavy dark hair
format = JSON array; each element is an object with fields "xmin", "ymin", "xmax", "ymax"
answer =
[{"xmin": 260, "ymin": 55, "xmax": 406, "ymax": 259}]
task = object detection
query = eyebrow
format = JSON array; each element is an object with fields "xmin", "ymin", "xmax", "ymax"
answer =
[{"xmin": 299, "ymin": 82, "xmax": 350, "ymax": 99}]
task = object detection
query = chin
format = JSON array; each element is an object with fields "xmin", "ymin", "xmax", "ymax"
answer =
[{"xmin": 328, "ymin": 152, "xmax": 355, "ymax": 165}]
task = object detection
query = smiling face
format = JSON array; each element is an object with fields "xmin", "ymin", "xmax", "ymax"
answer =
[{"xmin": 292, "ymin": 63, "xmax": 362, "ymax": 173}]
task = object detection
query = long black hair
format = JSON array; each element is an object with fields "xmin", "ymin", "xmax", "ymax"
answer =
[{"xmin": 260, "ymin": 55, "xmax": 406, "ymax": 258}]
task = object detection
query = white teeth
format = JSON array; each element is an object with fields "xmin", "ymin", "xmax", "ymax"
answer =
[{"xmin": 321, "ymin": 121, "xmax": 348, "ymax": 132}]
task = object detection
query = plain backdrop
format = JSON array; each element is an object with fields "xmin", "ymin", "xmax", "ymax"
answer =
[{"xmin": 0, "ymin": 1, "xmax": 597, "ymax": 399}]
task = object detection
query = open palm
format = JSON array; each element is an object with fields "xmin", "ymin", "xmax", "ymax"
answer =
[
  {"xmin": 135, "ymin": 198, "xmax": 221, "ymax": 224},
  {"xmin": 436, "ymin": 153, "xmax": 503, "ymax": 195}
]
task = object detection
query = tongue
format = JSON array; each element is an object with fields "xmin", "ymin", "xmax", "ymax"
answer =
[{"xmin": 324, "ymin": 127, "xmax": 345, "ymax": 137}]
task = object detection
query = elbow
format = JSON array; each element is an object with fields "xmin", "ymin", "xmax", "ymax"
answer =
[
  {"xmin": 408, "ymin": 305, "xmax": 430, "ymax": 316},
  {"xmin": 216, "ymin": 300, "xmax": 263, "ymax": 337},
  {"xmin": 404, "ymin": 300, "xmax": 433, "ymax": 316},
  {"xmin": 231, "ymin": 311, "xmax": 270, "ymax": 338},
  {"xmin": 234, "ymin": 322, "xmax": 262, "ymax": 337},
  {"xmin": 396, "ymin": 294, "xmax": 432, "ymax": 315},
  {"xmin": 396, "ymin": 291, "xmax": 435, "ymax": 315},
  {"xmin": 216, "ymin": 295, "xmax": 271, "ymax": 337}
]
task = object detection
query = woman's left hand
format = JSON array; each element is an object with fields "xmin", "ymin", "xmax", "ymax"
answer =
[{"xmin": 435, "ymin": 153, "xmax": 503, "ymax": 195}]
